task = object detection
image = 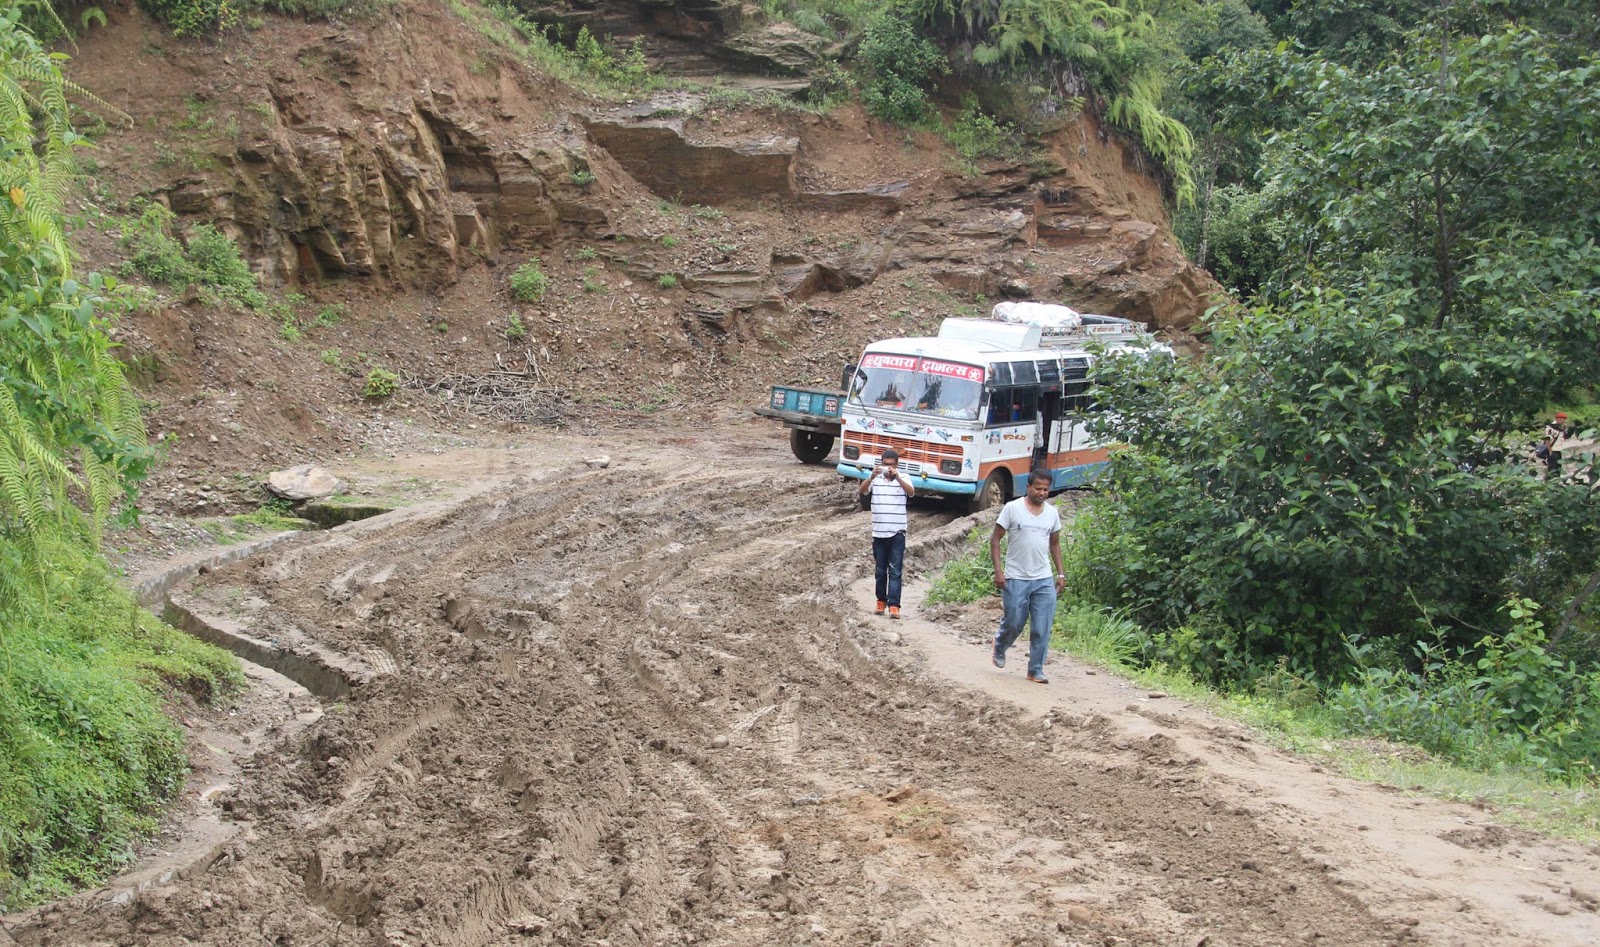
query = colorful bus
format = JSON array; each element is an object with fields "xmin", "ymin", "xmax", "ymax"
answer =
[{"xmin": 837, "ymin": 302, "xmax": 1166, "ymax": 513}]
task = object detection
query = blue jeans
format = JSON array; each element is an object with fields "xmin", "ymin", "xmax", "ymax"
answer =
[
  {"xmin": 995, "ymin": 577, "xmax": 1057, "ymax": 677},
  {"xmin": 872, "ymin": 532, "xmax": 905, "ymax": 607}
]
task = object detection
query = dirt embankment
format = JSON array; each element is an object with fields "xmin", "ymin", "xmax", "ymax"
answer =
[
  {"xmin": 0, "ymin": 429, "xmax": 1481, "ymax": 946},
  {"xmin": 61, "ymin": 0, "xmax": 1216, "ymax": 518}
]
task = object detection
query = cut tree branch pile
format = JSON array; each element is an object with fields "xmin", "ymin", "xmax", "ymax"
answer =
[{"xmin": 406, "ymin": 358, "xmax": 566, "ymax": 425}]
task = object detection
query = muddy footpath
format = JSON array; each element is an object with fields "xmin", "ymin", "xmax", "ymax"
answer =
[{"xmin": 5, "ymin": 427, "xmax": 1599, "ymax": 947}]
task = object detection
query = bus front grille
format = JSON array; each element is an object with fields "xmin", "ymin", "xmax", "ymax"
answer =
[{"xmin": 845, "ymin": 432, "xmax": 964, "ymax": 467}]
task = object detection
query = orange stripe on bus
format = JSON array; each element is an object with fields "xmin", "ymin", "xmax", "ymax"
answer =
[{"xmin": 977, "ymin": 449, "xmax": 1109, "ymax": 483}]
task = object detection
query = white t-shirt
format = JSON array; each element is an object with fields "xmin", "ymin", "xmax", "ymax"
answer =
[
  {"xmin": 996, "ymin": 497, "xmax": 1061, "ymax": 580},
  {"xmin": 869, "ymin": 475, "xmax": 908, "ymax": 538}
]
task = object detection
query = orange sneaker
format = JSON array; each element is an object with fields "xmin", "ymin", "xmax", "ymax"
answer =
[
  {"xmin": 888, "ymin": 606, "xmax": 901, "ymax": 620},
  {"xmin": 874, "ymin": 601, "xmax": 886, "ymax": 616}
]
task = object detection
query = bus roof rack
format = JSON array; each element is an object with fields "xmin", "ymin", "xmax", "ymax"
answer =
[{"xmin": 988, "ymin": 301, "xmax": 1146, "ymax": 347}]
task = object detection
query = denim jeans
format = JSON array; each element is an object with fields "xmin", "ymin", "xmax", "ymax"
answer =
[
  {"xmin": 872, "ymin": 531, "xmax": 906, "ymax": 607},
  {"xmin": 994, "ymin": 577, "xmax": 1057, "ymax": 677}
]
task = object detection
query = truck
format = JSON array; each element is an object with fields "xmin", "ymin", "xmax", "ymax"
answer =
[{"xmin": 753, "ymin": 379, "xmax": 847, "ymax": 464}]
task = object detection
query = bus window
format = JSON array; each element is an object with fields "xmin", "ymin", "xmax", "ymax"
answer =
[
  {"xmin": 851, "ymin": 361, "xmax": 983, "ymax": 419},
  {"xmin": 987, "ymin": 387, "xmax": 1039, "ymax": 425},
  {"xmin": 1063, "ymin": 358, "xmax": 1093, "ymax": 412}
]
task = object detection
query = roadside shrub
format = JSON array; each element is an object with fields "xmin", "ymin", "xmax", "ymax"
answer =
[
  {"xmin": 859, "ymin": 12, "xmax": 947, "ymax": 126},
  {"xmin": 944, "ymin": 94, "xmax": 1020, "ymax": 170},
  {"xmin": 504, "ymin": 313, "xmax": 527, "ymax": 341},
  {"xmin": 363, "ymin": 366, "xmax": 399, "ymax": 399},
  {"xmin": 118, "ymin": 207, "xmax": 267, "ymax": 309},
  {"xmin": 1326, "ymin": 600, "xmax": 1600, "ymax": 779},
  {"xmin": 509, "ymin": 259, "xmax": 549, "ymax": 302},
  {"xmin": 120, "ymin": 204, "xmax": 197, "ymax": 287},
  {"xmin": 1054, "ymin": 605, "xmax": 1144, "ymax": 667},
  {"xmin": 185, "ymin": 224, "xmax": 264, "ymax": 308},
  {"xmin": 0, "ymin": 557, "xmax": 243, "ymax": 908},
  {"xmin": 925, "ymin": 528, "xmax": 993, "ymax": 604},
  {"xmin": 138, "ymin": 0, "xmax": 240, "ymax": 35},
  {"xmin": 571, "ymin": 26, "xmax": 651, "ymax": 88}
]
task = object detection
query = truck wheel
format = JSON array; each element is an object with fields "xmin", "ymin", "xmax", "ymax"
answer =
[
  {"xmin": 966, "ymin": 471, "xmax": 1008, "ymax": 515},
  {"xmin": 790, "ymin": 429, "xmax": 835, "ymax": 464}
]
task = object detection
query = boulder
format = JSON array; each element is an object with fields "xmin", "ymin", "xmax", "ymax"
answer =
[
  {"xmin": 265, "ymin": 464, "xmax": 346, "ymax": 502},
  {"xmin": 580, "ymin": 117, "xmax": 797, "ymax": 204},
  {"xmin": 718, "ymin": 21, "xmax": 827, "ymax": 75}
]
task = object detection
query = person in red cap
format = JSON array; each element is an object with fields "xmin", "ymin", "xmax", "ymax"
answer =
[{"xmin": 1540, "ymin": 412, "xmax": 1569, "ymax": 478}]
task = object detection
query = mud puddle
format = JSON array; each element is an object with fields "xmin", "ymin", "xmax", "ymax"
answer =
[{"xmin": 7, "ymin": 426, "xmax": 1590, "ymax": 946}]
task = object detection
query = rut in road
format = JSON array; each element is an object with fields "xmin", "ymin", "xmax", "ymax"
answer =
[{"xmin": 12, "ymin": 459, "xmax": 1406, "ymax": 946}]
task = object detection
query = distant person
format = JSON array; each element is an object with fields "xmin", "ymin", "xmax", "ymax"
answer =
[
  {"xmin": 860, "ymin": 448, "xmax": 914, "ymax": 618},
  {"xmin": 1540, "ymin": 412, "xmax": 1568, "ymax": 478},
  {"xmin": 989, "ymin": 470, "xmax": 1064, "ymax": 684}
]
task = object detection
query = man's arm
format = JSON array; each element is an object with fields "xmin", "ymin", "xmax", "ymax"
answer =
[
  {"xmin": 1049, "ymin": 530, "xmax": 1065, "ymax": 591},
  {"xmin": 859, "ymin": 467, "xmax": 876, "ymax": 495},
  {"xmin": 899, "ymin": 470, "xmax": 915, "ymax": 497},
  {"xmin": 989, "ymin": 524, "xmax": 1007, "ymax": 590}
]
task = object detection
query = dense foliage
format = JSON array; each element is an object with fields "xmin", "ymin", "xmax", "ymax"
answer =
[
  {"xmin": 1065, "ymin": 3, "xmax": 1600, "ymax": 782},
  {"xmin": 1, "ymin": 10, "xmax": 242, "ymax": 908},
  {"xmin": 898, "ymin": 0, "xmax": 1196, "ymax": 201}
]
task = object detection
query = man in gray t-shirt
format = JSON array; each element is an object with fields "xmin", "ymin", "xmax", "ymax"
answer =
[{"xmin": 988, "ymin": 470, "xmax": 1064, "ymax": 683}]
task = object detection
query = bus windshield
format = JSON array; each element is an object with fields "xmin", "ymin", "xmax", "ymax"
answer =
[{"xmin": 849, "ymin": 354, "xmax": 985, "ymax": 420}]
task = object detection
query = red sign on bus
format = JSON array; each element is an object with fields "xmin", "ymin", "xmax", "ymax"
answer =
[{"xmin": 861, "ymin": 353, "xmax": 985, "ymax": 383}]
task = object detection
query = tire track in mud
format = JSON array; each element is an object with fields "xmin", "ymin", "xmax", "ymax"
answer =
[{"xmin": 10, "ymin": 456, "xmax": 1408, "ymax": 947}]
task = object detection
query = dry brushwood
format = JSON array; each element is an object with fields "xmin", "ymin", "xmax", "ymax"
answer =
[{"xmin": 406, "ymin": 361, "xmax": 566, "ymax": 425}]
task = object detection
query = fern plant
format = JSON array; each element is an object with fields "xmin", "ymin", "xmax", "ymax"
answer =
[
  {"xmin": 0, "ymin": 8, "xmax": 150, "ymax": 608},
  {"xmin": 898, "ymin": 0, "xmax": 1196, "ymax": 203}
]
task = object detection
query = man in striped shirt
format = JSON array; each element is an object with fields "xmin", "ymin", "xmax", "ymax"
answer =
[{"xmin": 859, "ymin": 448, "xmax": 914, "ymax": 618}]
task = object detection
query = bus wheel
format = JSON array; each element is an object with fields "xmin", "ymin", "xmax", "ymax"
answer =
[
  {"xmin": 790, "ymin": 429, "xmax": 835, "ymax": 464},
  {"xmin": 967, "ymin": 472, "xmax": 1007, "ymax": 515}
]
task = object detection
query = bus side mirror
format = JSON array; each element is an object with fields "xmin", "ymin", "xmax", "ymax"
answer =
[{"xmin": 840, "ymin": 363, "xmax": 858, "ymax": 391}]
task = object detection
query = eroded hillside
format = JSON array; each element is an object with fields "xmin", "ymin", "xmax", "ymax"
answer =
[{"xmin": 66, "ymin": 0, "xmax": 1213, "ymax": 512}]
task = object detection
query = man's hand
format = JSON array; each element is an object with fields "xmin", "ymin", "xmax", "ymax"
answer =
[
  {"xmin": 1054, "ymin": 575, "xmax": 1066, "ymax": 592},
  {"xmin": 994, "ymin": 571, "xmax": 1006, "ymax": 591}
]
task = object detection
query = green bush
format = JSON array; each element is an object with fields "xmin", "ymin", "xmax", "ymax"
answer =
[
  {"xmin": 509, "ymin": 258, "xmax": 549, "ymax": 302},
  {"xmin": 1327, "ymin": 600, "xmax": 1600, "ymax": 780},
  {"xmin": 1076, "ymin": 295, "xmax": 1600, "ymax": 682},
  {"xmin": 363, "ymin": 366, "xmax": 399, "ymax": 399},
  {"xmin": 185, "ymin": 224, "xmax": 263, "ymax": 308},
  {"xmin": 925, "ymin": 529, "xmax": 994, "ymax": 604},
  {"xmin": 140, "ymin": 0, "xmax": 377, "ymax": 34},
  {"xmin": 118, "ymin": 206, "xmax": 266, "ymax": 309},
  {"xmin": 504, "ymin": 313, "xmax": 527, "ymax": 341},
  {"xmin": 944, "ymin": 94, "xmax": 1020, "ymax": 170},
  {"xmin": 0, "ymin": 556, "xmax": 243, "ymax": 908},
  {"xmin": 859, "ymin": 12, "xmax": 948, "ymax": 126},
  {"xmin": 120, "ymin": 204, "xmax": 198, "ymax": 288},
  {"xmin": 138, "ymin": 0, "xmax": 241, "ymax": 35}
]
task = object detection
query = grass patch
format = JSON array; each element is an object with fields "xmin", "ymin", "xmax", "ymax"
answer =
[
  {"xmin": 442, "ymin": 0, "xmax": 670, "ymax": 98},
  {"xmin": 231, "ymin": 497, "xmax": 314, "ymax": 532},
  {"xmin": 0, "ymin": 553, "xmax": 244, "ymax": 909}
]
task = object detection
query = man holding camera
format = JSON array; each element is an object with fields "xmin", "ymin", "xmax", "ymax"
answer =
[{"xmin": 860, "ymin": 448, "xmax": 914, "ymax": 618}]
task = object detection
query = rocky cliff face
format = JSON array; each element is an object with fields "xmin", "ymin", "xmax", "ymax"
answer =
[{"xmin": 73, "ymin": 1, "xmax": 1216, "ymax": 352}]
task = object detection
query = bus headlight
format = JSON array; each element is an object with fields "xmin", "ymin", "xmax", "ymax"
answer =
[
  {"xmin": 939, "ymin": 459, "xmax": 961, "ymax": 475},
  {"xmin": 843, "ymin": 444, "xmax": 860, "ymax": 460}
]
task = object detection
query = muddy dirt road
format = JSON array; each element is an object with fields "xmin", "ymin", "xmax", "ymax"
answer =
[{"xmin": 8, "ymin": 428, "xmax": 1599, "ymax": 946}]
